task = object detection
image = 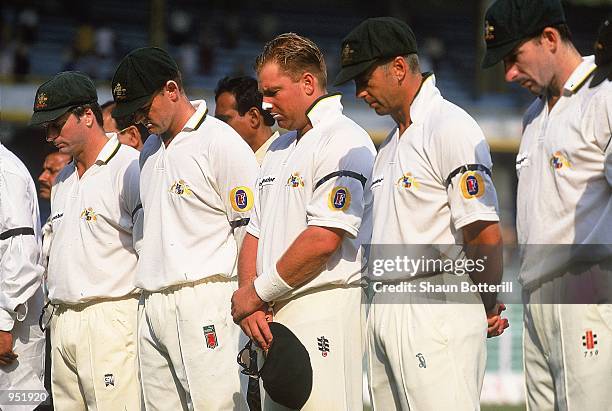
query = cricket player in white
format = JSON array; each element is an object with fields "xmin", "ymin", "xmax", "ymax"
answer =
[
  {"xmin": 335, "ymin": 17, "xmax": 507, "ymax": 410},
  {"xmin": 484, "ymin": 1, "xmax": 612, "ymax": 409},
  {"xmin": 112, "ymin": 47, "xmax": 257, "ymax": 410},
  {"xmin": 30, "ymin": 71, "xmax": 142, "ymax": 411},
  {"xmin": 231, "ymin": 33, "xmax": 376, "ymax": 410},
  {"xmin": 0, "ymin": 143, "xmax": 46, "ymax": 411}
]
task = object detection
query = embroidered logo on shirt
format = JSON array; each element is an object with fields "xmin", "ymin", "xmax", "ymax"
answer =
[
  {"xmin": 550, "ymin": 151, "xmax": 571, "ymax": 170},
  {"xmin": 582, "ymin": 329, "xmax": 599, "ymax": 357},
  {"xmin": 287, "ymin": 172, "xmax": 304, "ymax": 188},
  {"xmin": 230, "ymin": 186, "xmax": 253, "ymax": 212},
  {"xmin": 203, "ymin": 325, "xmax": 218, "ymax": 349},
  {"xmin": 317, "ymin": 336, "xmax": 330, "ymax": 357},
  {"xmin": 169, "ymin": 179, "xmax": 193, "ymax": 196},
  {"xmin": 328, "ymin": 186, "xmax": 351, "ymax": 211},
  {"xmin": 80, "ymin": 207, "xmax": 97, "ymax": 222},
  {"xmin": 104, "ymin": 373, "xmax": 115, "ymax": 387},
  {"xmin": 460, "ymin": 171, "xmax": 485, "ymax": 199},
  {"xmin": 396, "ymin": 173, "xmax": 419, "ymax": 190}
]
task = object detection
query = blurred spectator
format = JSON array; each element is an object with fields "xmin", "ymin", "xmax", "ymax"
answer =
[
  {"xmin": 422, "ymin": 37, "xmax": 445, "ymax": 73},
  {"xmin": 198, "ymin": 27, "xmax": 216, "ymax": 76},
  {"xmin": 95, "ymin": 26, "xmax": 117, "ymax": 60},
  {"xmin": 168, "ymin": 9, "xmax": 192, "ymax": 46},
  {"xmin": 16, "ymin": 6, "xmax": 38, "ymax": 45}
]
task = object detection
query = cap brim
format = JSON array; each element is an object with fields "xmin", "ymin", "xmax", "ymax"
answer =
[
  {"xmin": 333, "ymin": 59, "xmax": 377, "ymax": 86},
  {"xmin": 111, "ymin": 95, "xmax": 151, "ymax": 118},
  {"xmin": 29, "ymin": 106, "xmax": 73, "ymax": 126},
  {"xmin": 590, "ymin": 61, "xmax": 612, "ymax": 88},
  {"xmin": 481, "ymin": 40, "xmax": 522, "ymax": 69}
]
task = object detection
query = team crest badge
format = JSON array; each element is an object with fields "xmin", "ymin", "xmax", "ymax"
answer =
[
  {"xmin": 550, "ymin": 151, "xmax": 571, "ymax": 170},
  {"xmin": 203, "ymin": 325, "xmax": 218, "ymax": 349},
  {"xmin": 484, "ymin": 20, "xmax": 495, "ymax": 42},
  {"xmin": 460, "ymin": 171, "xmax": 485, "ymax": 199},
  {"xmin": 169, "ymin": 179, "xmax": 193, "ymax": 196},
  {"xmin": 35, "ymin": 92, "xmax": 48, "ymax": 109},
  {"xmin": 113, "ymin": 82, "xmax": 127, "ymax": 100},
  {"xmin": 328, "ymin": 186, "xmax": 351, "ymax": 211},
  {"xmin": 80, "ymin": 207, "xmax": 97, "ymax": 222},
  {"xmin": 230, "ymin": 186, "xmax": 253, "ymax": 212},
  {"xmin": 317, "ymin": 336, "xmax": 330, "ymax": 357},
  {"xmin": 582, "ymin": 329, "xmax": 599, "ymax": 357},
  {"xmin": 287, "ymin": 172, "xmax": 304, "ymax": 188},
  {"xmin": 396, "ymin": 173, "xmax": 419, "ymax": 190},
  {"xmin": 341, "ymin": 43, "xmax": 355, "ymax": 65}
]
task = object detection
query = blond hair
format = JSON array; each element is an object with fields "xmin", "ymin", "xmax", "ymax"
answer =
[{"xmin": 255, "ymin": 33, "xmax": 327, "ymax": 89}]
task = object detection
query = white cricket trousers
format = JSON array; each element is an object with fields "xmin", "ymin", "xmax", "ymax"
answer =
[
  {"xmin": 367, "ymin": 274, "xmax": 487, "ymax": 410},
  {"xmin": 261, "ymin": 285, "xmax": 364, "ymax": 411},
  {"xmin": 138, "ymin": 277, "xmax": 248, "ymax": 411},
  {"xmin": 50, "ymin": 295, "xmax": 141, "ymax": 411}
]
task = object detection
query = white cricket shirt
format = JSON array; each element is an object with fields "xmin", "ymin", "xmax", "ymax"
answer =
[
  {"xmin": 47, "ymin": 135, "xmax": 142, "ymax": 304},
  {"xmin": 516, "ymin": 56, "xmax": 612, "ymax": 287},
  {"xmin": 137, "ymin": 100, "xmax": 259, "ymax": 291},
  {"xmin": 247, "ymin": 94, "xmax": 376, "ymax": 299},
  {"xmin": 0, "ymin": 144, "xmax": 43, "ymax": 330},
  {"xmin": 370, "ymin": 74, "xmax": 499, "ymax": 248}
]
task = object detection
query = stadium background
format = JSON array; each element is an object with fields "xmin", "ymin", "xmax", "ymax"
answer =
[{"xmin": 1, "ymin": 0, "xmax": 611, "ymax": 409}]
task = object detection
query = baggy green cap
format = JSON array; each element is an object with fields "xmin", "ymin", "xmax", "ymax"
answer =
[
  {"xmin": 482, "ymin": 0, "xmax": 566, "ymax": 69},
  {"xmin": 111, "ymin": 47, "xmax": 179, "ymax": 118},
  {"xmin": 30, "ymin": 71, "xmax": 98, "ymax": 126},
  {"xmin": 334, "ymin": 17, "xmax": 418, "ymax": 86}
]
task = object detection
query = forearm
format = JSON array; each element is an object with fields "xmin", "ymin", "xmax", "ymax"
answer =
[
  {"xmin": 238, "ymin": 233, "xmax": 259, "ymax": 288},
  {"xmin": 254, "ymin": 226, "xmax": 343, "ymax": 302},
  {"xmin": 464, "ymin": 221, "xmax": 503, "ymax": 311},
  {"xmin": 276, "ymin": 226, "xmax": 343, "ymax": 287}
]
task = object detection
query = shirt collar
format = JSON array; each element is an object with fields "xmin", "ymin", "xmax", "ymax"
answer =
[
  {"xmin": 95, "ymin": 134, "xmax": 121, "ymax": 165},
  {"xmin": 563, "ymin": 55, "xmax": 596, "ymax": 95},
  {"xmin": 183, "ymin": 100, "xmax": 208, "ymax": 131},
  {"xmin": 409, "ymin": 73, "xmax": 441, "ymax": 125},
  {"xmin": 305, "ymin": 93, "xmax": 343, "ymax": 127}
]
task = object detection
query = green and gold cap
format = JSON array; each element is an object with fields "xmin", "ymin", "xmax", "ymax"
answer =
[
  {"xmin": 111, "ymin": 47, "xmax": 179, "ymax": 118},
  {"xmin": 30, "ymin": 71, "xmax": 98, "ymax": 125},
  {"xmin": 334, "ymin": 17, "xmax": 418, "ymax": 86},
  {"xmin": 482, "ymin": 0, "xmax": 566, "ymax": 68}
]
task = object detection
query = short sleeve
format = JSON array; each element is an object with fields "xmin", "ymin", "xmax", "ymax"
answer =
[
  {"xmin": 306, "ymin": 130, "xmax": 375, "ymax": 238},
  {"xmin": 432, "ymin": 111, "xmax": 500, "ymax": 229}
]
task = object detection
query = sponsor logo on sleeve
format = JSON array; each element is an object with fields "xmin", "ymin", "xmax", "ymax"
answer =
[
  {"xmin": 328, "ymin": 186, "xmax": 351, "ymax": 211},
  {"xmin": 460, "ymin": 171, "xmax": 485, "ymax": 199},
  {"xmin": 230, "ymin": 186, "xmax": 253, "ymax": 212},
  {"xmin": 203, "ymin": 325, "xmax": 218, "ymax": 349}
]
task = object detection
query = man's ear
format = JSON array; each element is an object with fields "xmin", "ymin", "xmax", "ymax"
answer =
[
  {"xmin": 124, "ymin": 126, "xmax": 142, "ymax": 150},
  {"xmin": 540, "ymin": 27, "xmax": 560, "ymax": 53},
  {"xmin": 165, "ymin": 80, "xmax": 180, "ymax": 102},
  {"xmin": 248, "ymin": 107, "xmax": 261, "ymax": 129},
  {"xmin": 302, "ymin": 72, "xmax": 316, "ymax": 96},
  {"xmin": 391, "ymin": 56, "xmax": 408, "ymax": 84}
]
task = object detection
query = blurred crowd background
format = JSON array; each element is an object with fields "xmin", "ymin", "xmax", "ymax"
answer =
[{"xmin": 1, "ymin": 0, "xmax": 610, "ymax": 408}]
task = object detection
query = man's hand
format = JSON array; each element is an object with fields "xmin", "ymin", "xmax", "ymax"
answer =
[
  {"xmin": 231, "ymin": 282, "xmax": 265, "ymax": 324},
  {"xmin": 0, "ymin": 330, "xmax": 17, "ymax": 366},
  {"xmin": 486, "ymin": 302, "xmax": 509, "ymax": 338},
  {"xmin": 239, "ymin": 308, "xmax": 274, "ymax": 351}
]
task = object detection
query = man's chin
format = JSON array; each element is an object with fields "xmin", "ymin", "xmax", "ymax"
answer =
[{"xmin": 38, "ymin": 189, "xmax": 50, "ymax": 200}]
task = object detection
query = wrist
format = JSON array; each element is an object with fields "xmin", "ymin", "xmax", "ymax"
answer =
[{"xmin": 253, "ymin": 265, "xmax": 293, "ymax": 303}]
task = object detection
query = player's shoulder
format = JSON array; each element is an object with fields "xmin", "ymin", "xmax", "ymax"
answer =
[
  {"xmin": 0, "ymin": 145, "xmax": 30, "ymax": 182},
  {"xmin": 425, "ymin": 98, "xmax": 484, "ymax": 148}
]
